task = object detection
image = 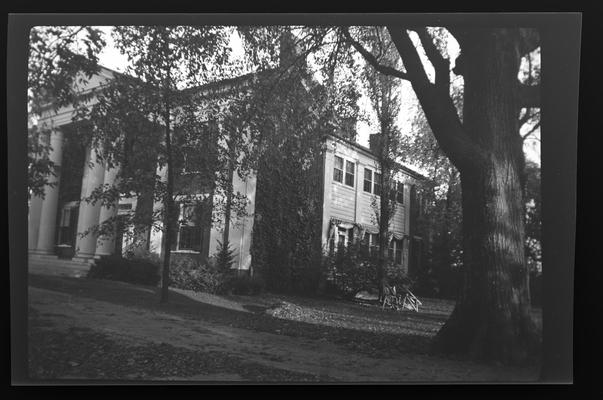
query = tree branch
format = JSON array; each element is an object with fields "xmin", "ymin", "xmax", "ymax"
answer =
[
  {"xmin": 341, "ymin": 27, "xmax": 409, "ymax": 81},
  {"xmin": 519, "ymin": 108, "xmax": 540, "ymax": 127},
  {"xmin": 522, "ymin": 121, "xmax": 541, "ymax": 141},
  {"xmin": 386, "ymin": 26, "xmax": 486, "ymax": 171},
  {"xmin": 415, "ymin": 28, "xmax": 450, "ymax": 91}
]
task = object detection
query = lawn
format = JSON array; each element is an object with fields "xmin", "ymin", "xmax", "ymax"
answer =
[{"xmin": 26, "ymin": 272, "xmax": 542, "ymax": 382}]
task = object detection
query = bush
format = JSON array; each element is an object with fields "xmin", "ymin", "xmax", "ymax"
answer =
[
  {"xmin": 88, "ymin": 255, "xmax": 160, "ymax": 286},
  {"xmin": 215, "ymin": 240, "xmax": 237, "ymax": 272},
  {"xmin": 322, "ymin": 244, "xmax": 379, "ymax": 298},
  {"xmin": 169, "ymin": 256, "xmax": 224, "ymax": 294},
  {"xmin": 221, "ymin": 274, "xmax": 266, "ymax": 295}
]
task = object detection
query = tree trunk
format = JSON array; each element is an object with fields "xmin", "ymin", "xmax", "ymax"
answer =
[
  {"xmin": 160, "ymin": 103, "xmax": 173, "ymax": 305},
  {"xmin": 432, "ymin": 29, "xmax": 539, "ymax": 364},
  {"xmin": 377, "ymin": 169, "xmax": 390, "ymax": 301}
]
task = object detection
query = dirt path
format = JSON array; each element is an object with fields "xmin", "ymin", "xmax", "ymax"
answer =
[{"xmin": 28, "ymin": 274, "xmax": 540, "ymax": 382}]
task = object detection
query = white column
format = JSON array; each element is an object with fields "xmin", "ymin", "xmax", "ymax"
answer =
[
  {"xmin": 149, "ymin": 165, "xmax": 167, "ymax": 256},
  {"xmin": 34, "ymin": 129, "xmax": 64, "ymax": 254},
  {"xmin": 28, "ymin": 196, "xmax": 43, "ymax": 251},
  {"xmin": 74, "ymin": 146, "xmax": 105, "ymax": 260},
  {"xmin": 94, "ymin": 165, "xmax": 120, "ymax": 257}
]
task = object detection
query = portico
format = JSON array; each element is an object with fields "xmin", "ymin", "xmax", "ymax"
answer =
[{"xmin": 28, "ymin": 123, "xmax": 120, "ymax": 265}]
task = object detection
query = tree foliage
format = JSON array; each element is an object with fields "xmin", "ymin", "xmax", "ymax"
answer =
[
  {"xmin": 76, "ymin": 26, "xmax": 251, "ymax": 303},
  {"xmin": 28, "ymin": 26, "xmax": 106, "ymax": 198}
]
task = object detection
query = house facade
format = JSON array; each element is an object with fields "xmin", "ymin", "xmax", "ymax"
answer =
[
  {"xmin": 321, "ymin": 134, "xmax": 425, "ymax": 275},
  {"xmin": 27, "ymin": 66, "xmax": 258, "ymax": 273},
  {"xmin": 28, "ymin": 66, "xmax": 425, "ymax": 277}
]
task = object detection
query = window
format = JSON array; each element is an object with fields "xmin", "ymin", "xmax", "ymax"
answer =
[
  {"xmin": 175, "ymin": 201, "xmax": 206, "ymax": 251},
  {"xmin": 337, "ymin": 227, "xmax": 347, "ymax": 248},
  {"xmin": 364, "ymin": 168, "xmax": 373, "ymax": 193},
  {"xmin": 181, "ymin": 204, "xmax": 196, "ymax": 221},
  {"xmin": 118, "ymin": 203, "xmax": 132, "ymax": 211},
  {"xmin": 178, "ymin": 226, "xmax": 202, "ymax": 251},
  {"xmin": 396, "ymin": 182, "xmax": 404, "ymax": 204},
  {"xmin": 373, "ymin": 173, "xmax": 382, "ymax": 197},
  {"xmin": 393, "ymin": 239, "xmax": 403, "ymax": 265},
  {"xmin": 179, "ymin": 226, "xmax": 201, "ymax": 251},
  {"xmin": 333, "ymin": 156, "xmax": 344, "ymax": 183},
  {"xmin": 364, "ymin": 232, "xmax": 380, "ymax": 255},
  {"xmin": 345, "ymin": 160, "xmax": 355, "ymax": 187},
  {"xmin": 331, "ymin": 226, "xmax": 354, "ymax": 250},
  {"xmin": 389, "ymin": 182, "xmax": 404, "ymax": 203}
]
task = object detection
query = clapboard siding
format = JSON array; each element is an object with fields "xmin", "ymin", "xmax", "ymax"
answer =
[
  {"xmin": 330, "ymin": 182, "xmax": 356, "ymax": 221},
  {"xmin": 322, "ymin": 136, "xmax": 422, "ymax": 246}
]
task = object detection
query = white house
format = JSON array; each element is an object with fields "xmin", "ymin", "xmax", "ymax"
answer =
[
  {"xmin": 28, "ymin": 65, "xmax": 426, "ymax": 277},
  {"xmin": 321, "ymin": 133, "xmax": 426, "ymax": 275}
]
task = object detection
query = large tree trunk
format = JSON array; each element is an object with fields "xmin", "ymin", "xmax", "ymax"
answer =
[{"xmin": 432, "ymin": 29, "xmax": 540, "ymax": 364}]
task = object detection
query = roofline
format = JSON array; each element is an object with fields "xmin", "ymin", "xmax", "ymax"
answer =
[{"xmin": 325, "ymin": 133, "xmax": 430, "ymax": 181}]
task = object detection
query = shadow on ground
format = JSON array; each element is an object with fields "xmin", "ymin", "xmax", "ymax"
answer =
[{"xmin": 28, "ymin": 274, "xmax": 437, "ymax": 359}]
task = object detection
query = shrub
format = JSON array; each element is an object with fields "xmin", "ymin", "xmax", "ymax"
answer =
[
  {"xmin": 88, "ymin": 255, "xmax": 160, "ymax": 286},
  {"xmin": 215, "ymin": 240, "xmax": 237, "ymax": 272},
  {"xmin": 169, "ymin": 256, "xmax": 224, "ymax": 294},
  {"xmin": 221, "ymin": 274, "xmax": 266, "ymax": 295},
  {"xmin": 323, "ymin": 244, "xmax": 379, "ymax": 298}
]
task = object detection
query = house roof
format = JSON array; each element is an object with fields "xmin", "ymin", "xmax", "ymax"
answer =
[{"xmin": 326, "ymin": 133, "xmax": 430, "ymax": 182}]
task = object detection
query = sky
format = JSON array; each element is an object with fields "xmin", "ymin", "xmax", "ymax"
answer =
[{"xmin": 93, "ymin": 26, "xmax": 540, "ymax": 167}]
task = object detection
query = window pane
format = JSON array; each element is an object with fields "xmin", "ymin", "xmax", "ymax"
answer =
[
  {"xmin": 345, "ymin": 161, "xmax": 355, "ymax": 187},
  {"xmin": 397, "ymin": 182, "xmax": 404, "ymax": 203},
  {"xmin": 363, "ymin": 168, "xmax": 372, "ymax": 192},
  {"xmin": 179, "ymin": 226, "xmax": 201, "ymax": 250},
  {"xmin": 395, "ymin": 239, "xmax": 403, "ymax": 264},
  {"xmin": 395, "ymin": 248, "xmax": 403, "ymax": 265},
  {"xmin": 334, "ymin": 169, "xmax": 343, "ymax": 183},
  {"xmin": 333, "ymin": 156, "xmax": 343, "ymax": 183},
  {"xmin": 345, "ymin": 173, "xmax": 354, "ymax": 186},
  {"xmin": 374, "ymin": 173, "xmax": 381, "ymax": 197}
]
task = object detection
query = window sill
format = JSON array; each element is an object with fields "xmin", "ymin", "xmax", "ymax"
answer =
[{"xmin": 332, "ymin": 180, "xmax": 355, "ymax": 190}]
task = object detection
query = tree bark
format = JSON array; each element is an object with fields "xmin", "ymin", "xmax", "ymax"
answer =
[
  {"xmin": 431, "ymin": 29, "xmax": 539, "ymax": 364},
  {"xmin": 377, "ymin": 166, "xmax": 390, "ymax": 301},
  {"xmin": 160, "ymin": 98, "xmax": 174, "ymax": 304}
]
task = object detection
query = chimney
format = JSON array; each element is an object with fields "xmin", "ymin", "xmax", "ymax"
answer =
[
  {"xmin": 369, "ymin": 133, "xmax": 384, "ymax": 155},
  {"xmin": 337, "ymin": 117, "xmax": 358, "ymax": 141}
]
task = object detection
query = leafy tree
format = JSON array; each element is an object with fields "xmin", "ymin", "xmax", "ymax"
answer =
[
  {"xmin": 240, "ymin": 29, "xmax": 328, "ymax": 294},
  {"xmin": 77, "ymin": 26, "xmax": 248, "ymax": 304},
  {"xmin": 27, "ymin": 26, "xmax": 106, "ymax": 198},
  {"xmin": 523, "ymin": 160, "xmax": 541, "ymax": 275},
  {"xmin": 359, "ymin": 27, "xmax": 407, "ymax": 300},
  {"xmin": 338, "ymin": 26, "xmax": 541, "ymax": 364}
]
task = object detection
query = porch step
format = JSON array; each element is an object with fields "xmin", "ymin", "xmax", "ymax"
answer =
[{"xmin": 28, "ymin": 254, "xmax": 94, "ymax": 278}]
